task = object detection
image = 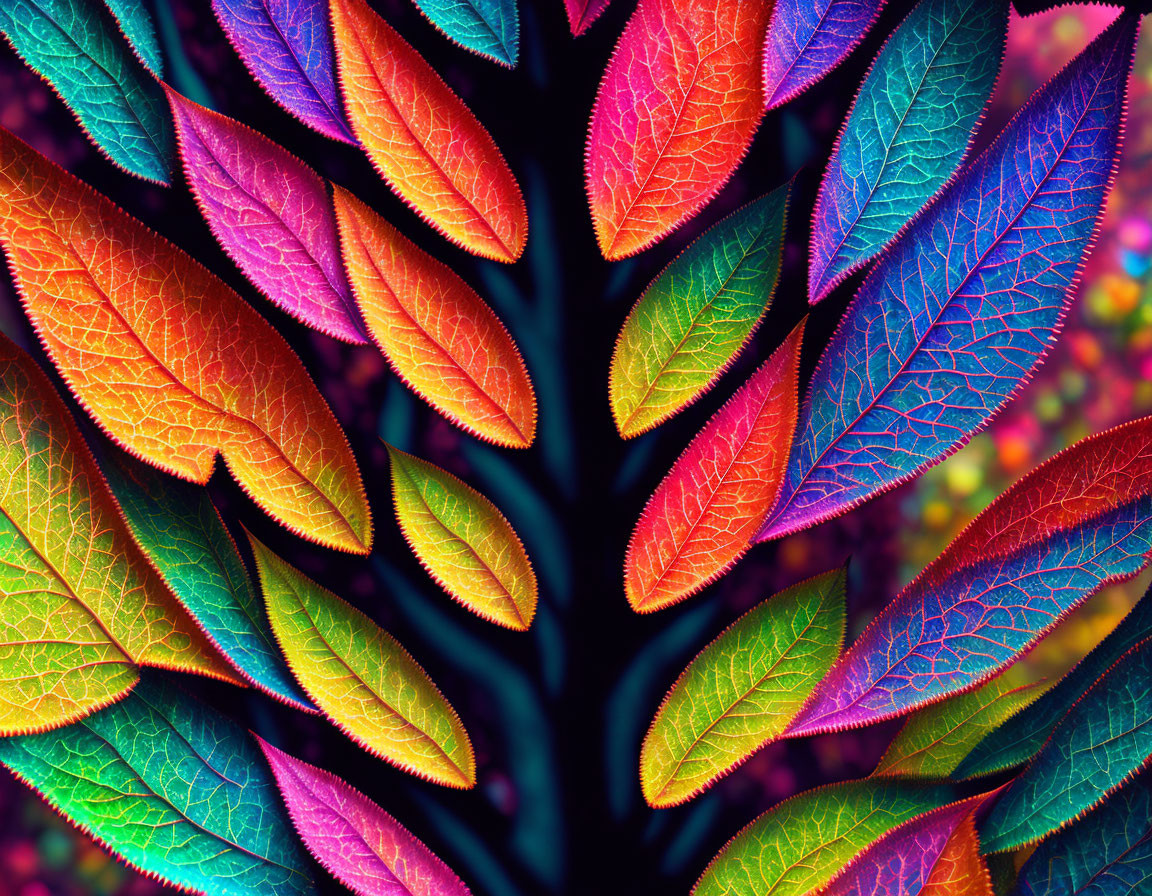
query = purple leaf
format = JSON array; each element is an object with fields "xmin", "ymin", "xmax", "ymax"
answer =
[{"xmin": 167, "ymin": 88, "xmax": 367, "ymax": 344}]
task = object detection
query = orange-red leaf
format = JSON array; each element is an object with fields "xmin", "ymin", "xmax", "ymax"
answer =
[{"xmin": 921, "ymin": 816, "xmax": 993, "ymax": 896}]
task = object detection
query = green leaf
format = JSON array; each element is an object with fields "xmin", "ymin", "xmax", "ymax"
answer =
[
  {"xmin": 102, "ymin": 0, "xmax": 163, "ymax": 75},
  {"xmin": 640, "ymin": 567, "xmax": 845, "ymax": 807}
]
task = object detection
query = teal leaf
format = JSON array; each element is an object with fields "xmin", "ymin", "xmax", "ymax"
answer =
[
  {"xmin": 411, "ymin": 0, "xmax": 519, "ymax": 67},
  {"xmin": 102, "ymin": 0, "xmax": 163, "ymax": 75}
]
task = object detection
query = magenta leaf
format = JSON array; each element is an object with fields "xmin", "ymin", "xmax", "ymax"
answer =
[{"xmin": 564, "ymin": 0, "xmax": 612, "ymax": 35}]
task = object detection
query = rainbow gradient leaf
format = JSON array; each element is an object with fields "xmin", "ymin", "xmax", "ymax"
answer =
[
  {"xmin": 957, "ymin": 583, "xmax": 1152, "ymax": 780},
  {"xmin": 257, "ymin": 737, "xmax": 472, "ymax": 896},
  {"xmin": 1013, "ymin": 768, "xmax": 1152, "ymax": 896},
  {"xmin": 641, "ymin": 567, "xmax": 845, "ymax": 808},
  {"xmin": 921, "ymin": 815, "xmax": 993, "ymax": 896},
  {"xmin": 250, "ymin": 535, "xmax": 476, "ymax": 788},
  {"xmin": 873, "ymin": 670, "xmax": 1046, "ymax": 779},
  {"xmin": 625, "ymin": 323, "xmax": 803, "ymax": 613},
  {"xmin": 387, "ymin": 445, "xmax": 536, "ymax": 631},
  {"xmin": 0, "ymin": 0, "xmax": 171, "ymax": 183},
  {"xmin": 586, "ymin": 0, "xmax": 771, "ymax": 260},
  {"xmin": 102, "ymin": 450, "xmax": 313, "ymax": 712},
  {"xmin": 564, "ymin": 0, "xmax": 611, "ymax": 35},
  {"xmin": 0, "ymin": 332, "xmax": 236, "ymax": 734},
  {"xmin": 760, "ymin": 12, "xmax": 1138, "ymax": 542},
  {"xmin": 167, "ymin": 89, "xmax": 367, "ymax": 345},
  {"xmin": 809, "ymin": 0, "xmax": 1008, "ymax": 303},
  {"xmin": 693, "ymin": 780, "xmax": 952, "ymax": 896},
  {"xmin": 331, "ymin": 0, "xmax": 526, "ymax": 262},
  {"xmin": 981, "ymin": 638, "xmax": 1152, "ymax": 853},
  {"xmin": 101, "ymin": 0, "xmax": 163, "ymax": 75},
  {"xmin": 212, "ymin": 0, "xmax": 356, "ymax": 144},
  {"xmin": 610, "ymin": 184, "xmax": 789, "ymax": 438},
  {"xmin": 786, "ymin": 416, "xmax": 1152, "ymax": 739},
  {"xmin": 762, "ymin": 0, "xmax": 886, "ymax": 109},
  {"xmin": 0, "ymin": 126, "xmax": 372, "ymax": 555},
  {"xmin": 0, "ymin": 674, "xmax": 316, "ymax": 896},
  {"xmin": 334, "ymin": 186, "xmax": 536, "ymax": 448},
  {"xmin": 411, "ymin": 0, "xmax": 518, "ymax": 67}
]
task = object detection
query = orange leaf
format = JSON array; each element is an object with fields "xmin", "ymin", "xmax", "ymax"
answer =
[
  {"xmin": 921, "ymin": 816, "xmax": 994, "ymax": 896},
  {"xmin": 0, "ymin": 127, "xmax": 372, "ymax": 555}
]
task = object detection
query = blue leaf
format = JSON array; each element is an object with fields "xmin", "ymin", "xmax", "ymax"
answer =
[
  {"xmin": 102, "ymin": 0, "xmax": 163, "ymax": 75},
  {"xmin": 410, "ymin": 0, "xmax": 519, "ymax": 66}
]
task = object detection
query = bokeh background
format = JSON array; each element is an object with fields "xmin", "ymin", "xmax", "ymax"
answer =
[{"xmin": 1, "ymin": 2, "xmax": 1151, "ymax": 895}]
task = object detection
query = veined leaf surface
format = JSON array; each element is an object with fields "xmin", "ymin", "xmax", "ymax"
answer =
[
  {"xmin": 641, "ymin": 567, "xmax": 845, "ymax": 808},
  {"xmin": 809, "ymin": 0, "xmax": 1008, "ymax": 303},
  {"xmin": 762, "ymin": 0, "xmax": 886, "ymax": 109},
  {"xmin": 921, "ymin": 815, "xmax": 993, "ymax": 896},
  {"xmin": 981, "ymin": 638, "xmax": 1152, "ymax": 853},
  {"xmin": 0, "ymin": 126, "xmax": 372, "ymax": 555},
  {"xmin": 212, "ymin": 0, "xmax": 356, "ymax": 143},
  {"xmin": 257, "ymin": 737, "xmax": 472, "ymax": 896},
  {"xmin": 693, "ymin": 780, "xmax": 951, "ymax": 896},
  {"xmin": 0, "ymin": 332, "xmax": 235, "ymax": 734},
  {"xmin": 625, "ymin": 322, "xmax": 803, "ymax": 613},
  {"xmin": 334, "ymin": 186, "xmax": 535, "ymax": 448},
  {"xmin": 101, "ymin": 0, "xmax": 163, "ymax": 75},
  {"xmin": 610, "ymin": 184, "xmax": 789, "ymax": 438},
  {"xmin": 0, "ymin": 674, "xmax": 316, "ymax": 896},
  {"xmin": 102, "ymin": 450, "xmax": 312, "ymax": 712},
  {"xmin": 0, "ymin": 0, "xmax": 171, "ymax": 182},
  {"xmin": 411, "ymin": 0, "xmax": 518, "ymax": 67},
  {"xmin": 387, "ymin": 445, "xmax": 536, "ymax": 630},
  {"xmin": 564, "ymin": 0, "xmax": 611, "ymax": 35},
  {"xmin": 786, "ymin": 416, "xmax": 1152, "ymax": 738},
  {"xmin": 250, "ymin": 535, "xmax": 476, "ymax": 788},
  {"xmin": 586, "ymin": 0, "xmax": 771, "ymax": 260},
  {"xmin": 331, "ymin": 0, "xmax": 526, "ymax": 262},
  {"xmin": 760, "ymin": 12, "xmax": 1138, "ymax": 542}
]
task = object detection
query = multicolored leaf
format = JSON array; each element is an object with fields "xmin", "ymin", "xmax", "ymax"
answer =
[
  {"xmin": 101, "ymin": 0, "xmax": 163, "ymax": 75},
  {"xmin": 564, "ymin": 0, "xmax": 611, "ymax": 36},
  {"xmin": 257, "ymin": 737, "xmax": 472, "ymax": 896},
  {"xmin": 333, "ymin": 186, "xmax": 536, "ymax": 448},
  {"xmin": 692, "ymin": 780, "xmax": 952, "ymax": 896},
  {"xmin": 921, "ymin": 815, "xmax": 993, "ymax": 896},
  {"xmin": 411, "ymin": 0, "xmax": 518, "ymax": 67},
  {"xmin": 759, "ymin": 12, "xmax": 1138, "ymax": 542},
  {"xmin": 0, "ymin": 0, "xmax": 172, "ymax": 182},
  {"xmin": 641, "ymin": 567, "xmax": 845, "ymax": 808},
  {"xmin": 212, "ymin": 0, "xmax": 356, "ymax": 144},
  {"xmin": 330, "ymin": 0, "xmax": 526, "ymax": 262},
  {"xmin": 167, "ymin": 89, "xmax": 366, "ymax": 344},
  {"xmin": 762, "ymin": 0, "xmax": 886, "ymax": 109},
  {"xmin": 586, "ymin": 0, "xmax": 771, "ymax": 260},
  {"xmin": 0, "ymin": 674, "xmax": 316, "ymax": 896},
  {"xmin": 0, "ymin": 332, "xmax": 236, "ymax": 734},
  {"xmin": 981, "ymin": 638, "xmax": 1152, "ymax": 853},
  {"xmin": 249, "ymin": 535, "xmax": 475, "ymax": 788},
  {"xmin": 610, "ymin": 184, "xmax": 789, "ymax": 438},
  {"xmin": 808, "ymin": 0, "xmax": 1008, "ymax": 303},
  {"xmin": 785, "ymin": 415, "xmax": 1152, "ymax": 738},
  {"xmin": 102, "ymin": 450, "xmax": 312, "ymax": 712},
  {"xmin": 0, "ymin": 126, "xmax": 372, "ymax": 555},
  {"xmin": 625, "ymin": 322, "xmax": 803, "ymax": 613},
  {"xmin": 386, "ymin": 445, "xmax": 536, "ymax": 630}
]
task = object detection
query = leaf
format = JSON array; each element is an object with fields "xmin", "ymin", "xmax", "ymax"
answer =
[
  {"xmin": 0, "ymin": 332, "xmax": 236, "ymax": 734},
  {"xmin": 873, "ymin": 670, "xmax": 1046, "ymax": 779},
  {"xmin": 333, "ymin": 186, "xmax": 536, "ymax": 448},
  {"xmin": 641, "ymin": 567, "xmax": 846, "ymax": 808},
  {"xmin": 759, "ymin": 12, "xmax": 1138, "ymax": 542},
  {"xmin": 692, "ymin": 780, "xmax": 952, "ymax": 896},
  {"xmin": 101, "ymin": 449, "xmax": 313, "ymax": 712},
  {"xmin": 166, "ymin": 88, "xmax": 367, "ymax": 345},
  {"xmin": 586, "ymin": 0, "xmax": 771, "ymax": 260},
  {"xmin": 0, "ymin": 674, "xmax": 316, "ymax": 896},
  {"xmin": 386, "ymin": 445, "xmax": 536, "ymax": 631},
  {"xmin": 0, "ymin": 0, "xmax": 172, "ymax": 183},
  {"xmin": 1012, "ymin": 767, "xmax": 1152, "ymax": 896},
  {"xmin": 610, "ymin": 184, "xmax": 789, "ymax": 438},
  {"xmin": 212, "ymin": 0, "xmax": 356, "ymax": 144},
  {"xmin": 762, "ymin": 0, "xmax": 886, "ymax": 110},
  {"xmin": 808, "ymin": 0, "xmax": 1008, "ymax": 303},
  {"xmin": 101, "ymin": 0, "xmax": 163, "ymax": 75},
  {"xmin": 410, "ymin": 0, "xmax": 519, "ymax": 67},
  {"xmin": 981, "ymin": 638, "xmax": 1152, "ymax": 853},
  {"xmin": 785, "ymin": 415, "xmax": 1152, "ymax": 738},
  {"xmin": 922, "ymin": 816, "xmax": 993, "ymax": 896},
  {"xmin": 330, "ymin": 0, "xmax": 527, "ymax": 262},
  {"xmin": 564, "ymin": 0, "xmax": 611, "ymax": 36},
  {"xmin": 625, "ymin": 322, "xmax": 803, "ymax": 613},
  {"xmin": 0, "ymin": 125, "xmax": 372, "ymax": 555},
  {"xmin": 956, "ymin": 583, "xmax": 1152, "ymax": 780},
  {"xmin": 249, "ymin": 535, "xmax": 476, "ymax": 788},
  {"xmin": 257, "ymin": 737, "xmax": 472, "ymax": 896}
]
